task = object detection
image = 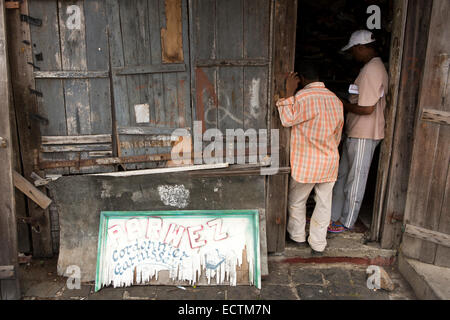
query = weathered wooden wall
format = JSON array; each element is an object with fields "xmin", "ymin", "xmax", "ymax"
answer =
[
  {"xmin": 401, "ymin": 0, "xmax": 450, "ymax": 268},
  {"xmin": 6, "ymin": 0, "xmax": 297, "ymax": 257},
  {"xmin": 0, "ymin": 0, "xmax": 21, "ymax": 299}
]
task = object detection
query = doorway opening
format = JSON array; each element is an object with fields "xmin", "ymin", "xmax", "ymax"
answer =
[{"xmin": 288, "ymin": 0, "xmax": 394, "ymax": 246}]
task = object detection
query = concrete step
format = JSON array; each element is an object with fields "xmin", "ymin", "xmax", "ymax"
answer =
[
  {"xmin": 269, "ymin": 232, "xmax": 397, "ymax": 266},
  {"xmin": 398, "ymin": 253, "xmax": 450, "ymax": 300}
]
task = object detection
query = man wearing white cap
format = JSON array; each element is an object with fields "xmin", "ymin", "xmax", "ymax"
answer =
[{"xmin": 328, "ymin": 30, "xmax": 388, "ymax": 233}]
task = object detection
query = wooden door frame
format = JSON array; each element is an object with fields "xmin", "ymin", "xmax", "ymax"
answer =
[
  {"xmin": 0, "ymin": 0, "xmax": 21, "ymax": 300},
  {"xmin": 370, "ymin": 0, "xmax": 409, "ymax": 244}
]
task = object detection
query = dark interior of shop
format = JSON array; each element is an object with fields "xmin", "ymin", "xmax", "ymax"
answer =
[{"xmin": 295, "ymin": 0, "xmax": 393, "ymax": 233}]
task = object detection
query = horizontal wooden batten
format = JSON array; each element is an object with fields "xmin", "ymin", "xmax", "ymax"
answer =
[
  {"xmin": 41, "ymin": 135, "xmax": 112, "ymax": 145},
  {"xmin": 421, "ymin": 108, "xmax": 450, "ymax": 125},
  {"xmin": 34, "ymin": 71, "xmax": 109, "ymax": 79},
  {"xmin": 117, "ymin": 126, "xmax": 190, "ymax": 136},
  {"xmin": 195, "ymin": 59, "xmax": 270, "ymax": 67},
  {"xmin": 404, "ymin": 224, "xmax": 450, "ymax": 248},
  {"xmin": 113, "ymin": 63, "xmax": 186, "ymax": 76},
  {"xmin": 0, "ymin": 265, "xmax": 15, "ymax": 280},
  {"xmin": 41, "ymin": 144, "xmax": 112, "ymax": 153},
  {"xmin": 38, "ymin": 153, "xmax": 172, "ymax": 169},
  {"xmin": 13, "ymin": 171, "xmax": 52, "ymax": 210}
]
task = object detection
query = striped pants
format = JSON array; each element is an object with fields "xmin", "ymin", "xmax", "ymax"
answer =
[{"xmin": 331, "ymin": 137, "xmax": 381, "ymax": 229}]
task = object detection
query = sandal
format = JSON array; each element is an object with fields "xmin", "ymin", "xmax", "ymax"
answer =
[{"xmin": 327, "ymin": 222, "xmax": 345, "ymax": 233}]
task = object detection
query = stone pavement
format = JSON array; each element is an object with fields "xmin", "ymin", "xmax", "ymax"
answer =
[{"xmin": 19, "ymin": 257, "xmax": 416, "ymax": 300}]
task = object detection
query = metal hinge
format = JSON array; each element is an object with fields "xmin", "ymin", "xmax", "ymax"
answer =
[
  {"xmin": 20, "ymin": 14, "xmax": 42, "ymax": 27},
  {"xmin": 29, "ymin": 87, "xmax": 43, "ymax": 97}
]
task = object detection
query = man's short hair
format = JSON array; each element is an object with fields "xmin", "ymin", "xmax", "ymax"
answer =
[{"xmin": 298, "ymin": 61, "xmax": 320, "ymax": 81}]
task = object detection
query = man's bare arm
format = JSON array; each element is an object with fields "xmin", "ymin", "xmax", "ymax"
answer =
[{"xmin": 343, "ymin": 101, "xmax": 375, "ymax": 115}]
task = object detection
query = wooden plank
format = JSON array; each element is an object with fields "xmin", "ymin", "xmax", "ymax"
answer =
[
  {"xmin": 196, "ymin": 59, "xmax": 270, "ymax": 67},
  {"xmin": 117, "ymin": 126, "xmax": 188, "ymax": 136},
  {"xmin": 120, "ymin": 0, "xmax": 141, "ymax": 129},
  {"xmin": 92, "ymin": 163, "xmax": 229, "ymax": 177},
  {"xmin": 160, "ymin": 0, "xmax": 184, "ymax": 63},
  {"xmin": 435, "ymin": 164, "xmax": 450, "ymax": 267},
  {"xmin": 42, "ymin": 135, "xmax": 112, "ymax": 145},
  {"xmin": 13, "ymin": 171, "xmax": 52, "ymax": 210},
  {"xmin": 404, "ymin": 224, "xmax": 450, "ymax": 248},
  {"xmin": 79, "ymin": 0, "xmax": 112, "ymax": 139},
  {"xmin": 11, "ymin": 0, "xmax": 54, "ymax": 257},
  {"xmin": 0, "ymin": 0, "xmax": 21, "ymax": 298},
  {"xmin": 113, "ymin": 63, "xmax": 185, "ymax": 75},
  {"xmin": 217, "ymin": 67, "xmax": 244, "ymax": 131},
  {"xmin": 0, "ymin": 266, "xmax": 15, "ymax": 280},
  {"xmin": 34, "ymin": 71, "xmax": 109, "ymax": 79},
  {"xmin": 266, "ymin": 0, "xmax": 297, "ymax": 253},
  {"xmin": 421, "ymin": 108, "xmax": 450, "ymax": 125},
  {"xmin": 173, "ymin": 0, "xmax": 191, "ymax": 131},
  {"xmin": 106, "ymin": 0, "xmax": 130, "ymax": 127},
  {"xmin": 136, "ymin": 0, "xmax": 153, "ymax": 125},
  {"xmin": 8, "ymin": 70, "xmax": 31, "ymax": 254},
  {"xmin": 243, "ymin": 0, "xmax": 270, "ymax": 59},
  {"xmin": 39, "ymin": 153, "xmax": 173, "ymax": 169},
  {"xmin": 371, "ymin": 0, "xmax": 408, "ymax": 244},
  {"xmin": 149, "ymin": 0, "xmax": 165, "ymax": 128},
  {"xmin": 217, "ymin": 0, "xmax": 243, "ymax": 60},
  {"xmin": 41, "ymin": 144, "xmax": 112, "ymax": 153},
  {"xmin": 379, "ymin": 0, "xmax": 432, "ymax": 249}
]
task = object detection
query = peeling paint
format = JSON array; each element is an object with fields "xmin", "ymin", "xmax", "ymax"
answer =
[{"xmin": 158, "ymin": 184, "xmax": 190, "ymax": 208}]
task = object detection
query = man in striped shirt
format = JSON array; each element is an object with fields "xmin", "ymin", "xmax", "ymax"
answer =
[{"xmin": 276, "ymin": 63, "xmax": 344, "ymax": 254}]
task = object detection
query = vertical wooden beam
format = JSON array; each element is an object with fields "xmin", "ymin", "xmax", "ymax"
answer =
[
  {"xmin": 266, "ymin": 0, "xmax": 297, "ymax": 253},
  {"xmin": 6, "ymin": 0, "xmax": 53, "ymax": 257},
  {"xmin": 0, "ymin": 0, "xmax": 21, "ymax": 300},
  {"xmin": 377, "ymin": 0, "xmax": 433, "ymax": 249},
  {"xmin": 370, "ymin": 0, "xmax": 408, "ymax": 244}
]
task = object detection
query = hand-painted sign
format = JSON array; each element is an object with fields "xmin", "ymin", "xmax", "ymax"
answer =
[{"xmin": 95, "ymin": 210, "xmax": 260, "ymax": 292}]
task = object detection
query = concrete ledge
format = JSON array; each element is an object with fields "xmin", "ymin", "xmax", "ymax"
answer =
[
  {"xmin": 270, "ymin": 232, "xmax": 397, "ymax": 266},
  {"xmin": 398, "ymin": 252, "xmax": 450, "ymax": 300}
]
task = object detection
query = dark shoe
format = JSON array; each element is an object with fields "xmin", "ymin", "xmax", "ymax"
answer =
[
  {"xmin": 311, "ymin": 248, "xmax": 324, "ymax": 256},
  {"xmin": 291, "ymin": 240, "xmax": 309, "ymax": 248}
]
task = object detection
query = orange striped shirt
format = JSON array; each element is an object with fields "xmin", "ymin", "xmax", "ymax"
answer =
[{"xmin": 276, "ymin": 82, "xmax": 344, "ymax": 183}]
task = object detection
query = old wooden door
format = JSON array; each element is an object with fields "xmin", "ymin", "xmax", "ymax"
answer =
[
  {"xmin": 28, "ymin": 0, "xmax": 191, "ymax": 173},
  {"xmin": 401, "ymin": 0, "xmax": 450, "ymax": 268},
  {"xmin": 107, "ymin": 0, "xmax": 191, "ymax": 169},
  {"xmin": 29, "ymin": 0, "xmax": 114, "ymax": 174},
  {"xmin": 189, "ymin": 0, "xmax": 270, "ymax": 136}
]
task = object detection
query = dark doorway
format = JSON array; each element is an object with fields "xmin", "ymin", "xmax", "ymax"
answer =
[{"xmin": 293, "ymin": 0, "xmax": 394, "ymax": 237}]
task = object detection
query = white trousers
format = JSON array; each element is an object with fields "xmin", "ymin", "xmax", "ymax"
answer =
[{"xmin": 287, "ymin": 178, "xmax": 335, "ymax": 252}]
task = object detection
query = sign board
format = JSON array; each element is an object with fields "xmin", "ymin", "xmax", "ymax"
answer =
[{"xmin": 95, "ymin": 210, "xmax": 261, "ymax": 292}]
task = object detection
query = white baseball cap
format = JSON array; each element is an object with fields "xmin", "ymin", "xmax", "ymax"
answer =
[{"xmin": 341, "ymin": 30, "xmax": 376, "ymax": 51}]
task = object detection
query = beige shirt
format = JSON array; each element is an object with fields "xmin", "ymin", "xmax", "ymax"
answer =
[{"xmin": 345, "ymin": 57, "xmax": 389, "ymax": 140}]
